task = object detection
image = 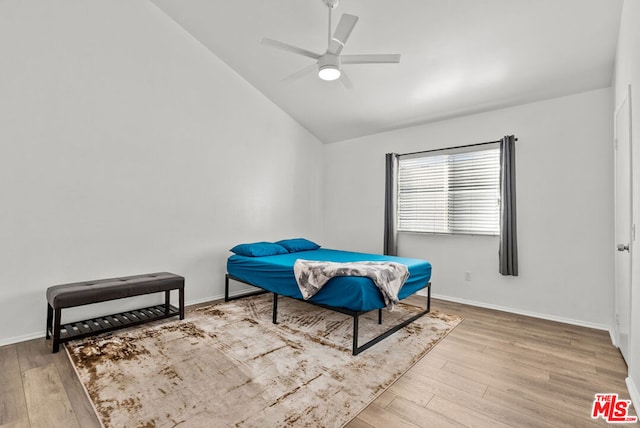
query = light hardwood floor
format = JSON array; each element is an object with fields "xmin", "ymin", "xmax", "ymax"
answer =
[{"xmin": 1, "ymin": 298, "xmax": 636, "ymax": 427}]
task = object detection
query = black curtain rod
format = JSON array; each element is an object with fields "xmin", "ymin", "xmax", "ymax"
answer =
[{"xmin": 398, "ymin": 137, "xmax": 518, "ymax": 158}]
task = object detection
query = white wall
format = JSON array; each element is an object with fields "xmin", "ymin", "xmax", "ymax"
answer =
[
  {"xmin": 0, "ymin": 0, "xmax": 323, "ymax": 345},
  {"xmin": 324, "ymin": 88, "xmax": 614, "ymax": 328},
  {"xmin": 615, "ymin": 0, "xmax": 640, "ymax": 410}
]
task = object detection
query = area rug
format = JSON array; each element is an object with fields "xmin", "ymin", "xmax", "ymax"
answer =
[{"xmin": 66, "ymin": 293, "xmax": 462, "ymax": 428}]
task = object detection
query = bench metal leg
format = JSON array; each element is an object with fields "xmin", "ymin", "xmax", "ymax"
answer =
[
  {"xmin": 164, "ymin": 289, "xmax": 184, "ymax": 320},
  {"xmin": 46, "ymin": 304, "xmax": 53, "ymax": 340},
  {"xmin": 52, "ymin": 308, "xmax": 62, "ymax": 353},
  {"xmin": 179, "ymin": 287, "xmax": 185, "ymax": 320}
]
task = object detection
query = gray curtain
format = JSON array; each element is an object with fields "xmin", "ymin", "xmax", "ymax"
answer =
[
  {"xmin": 384, "ymin": 153, "xmax": 399, "ymax": 256},
  {"xmin": 499, "ymin": 135, "xmax": 518, "ymax": 276}
]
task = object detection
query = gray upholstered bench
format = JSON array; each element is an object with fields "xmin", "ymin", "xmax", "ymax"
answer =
[{"xmin": 46, "ymin": 272, "xmax": 184, "ymax": 353}]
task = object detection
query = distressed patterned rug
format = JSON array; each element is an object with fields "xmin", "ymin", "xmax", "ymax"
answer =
[{"xmin": 66, "ymin": 293, "xmax": 461, "ymax": 428}]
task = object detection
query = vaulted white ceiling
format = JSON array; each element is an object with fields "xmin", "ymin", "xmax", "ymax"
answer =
[{"xmin": 151, "ymin": 0, "xmax": 622, "ymax": 143}]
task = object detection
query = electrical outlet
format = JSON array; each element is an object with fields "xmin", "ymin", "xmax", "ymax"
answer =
[{"xmin": 464, "ymin": 272, "xmax": 471, "ymax": 281}]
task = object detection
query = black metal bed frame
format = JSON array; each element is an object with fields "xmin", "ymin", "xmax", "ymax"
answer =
[{"xmin": 224, "ymin": 273, "xmax": 431, "ymax": 355}]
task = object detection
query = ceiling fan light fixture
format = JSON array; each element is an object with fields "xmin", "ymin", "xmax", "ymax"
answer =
[
  {"xmin": 318, "ymin": 53, "xmax": 341, "ymax": 81},
  {"xmin": 318, "ymin": 65, "xmax": 341, "ymax": 81}
]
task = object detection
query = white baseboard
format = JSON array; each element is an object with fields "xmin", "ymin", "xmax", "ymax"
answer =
[
  {"xmin": 186, "ymin": 295, "xmax": 223, "ymax": 306},
  {"xmin": 626, "ymin": 376, "xmax": 640, "ymax": 412},
  {"xmin": 0, "ymin": 331, "xmax": 44, "ymax": 348},
  {"xmin": 610, "ymin": 329, "xmax": 619, "ymax": 348},
  {"xmin": 430, "ymin": 293, "xmax": 613, "ymax": 335}
]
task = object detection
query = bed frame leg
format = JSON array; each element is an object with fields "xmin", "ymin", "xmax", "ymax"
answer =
[
  {"xmin": 224, "ymin": 274, "xmax": 269, "ymax": 302},
  {"xmin": 351, "ymin": 281, "xmax": 432, "ymax": 355},
  {"xmin": 272, "ymin": 293, "xmax": 278, "ymax": 324},
  {"xmin": 352, "ymin": 314, "xmax": 359, "ymax": 355},
  {"xmin": 378, "ymin": 309, "xmax": 382, "ymax": 324}
]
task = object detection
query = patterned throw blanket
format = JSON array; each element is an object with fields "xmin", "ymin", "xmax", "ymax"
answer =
[{"xmin": 293, "ymin": 259, "xmax": 410, "ymax": 309}]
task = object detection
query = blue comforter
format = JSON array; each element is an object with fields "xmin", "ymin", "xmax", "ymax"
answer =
[{"xmin": 226, "ymin": 248, "xmax": 431, "ymax": 312}]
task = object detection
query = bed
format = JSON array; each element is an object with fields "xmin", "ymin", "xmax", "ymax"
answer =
[{"xmin": 225, "ymin": 240, "xmax": 432, "ymax": 355}]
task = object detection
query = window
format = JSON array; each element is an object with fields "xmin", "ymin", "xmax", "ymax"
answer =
[{"xmin": 397, "ymin": 145, "xmax": 500, "ymax": 235}]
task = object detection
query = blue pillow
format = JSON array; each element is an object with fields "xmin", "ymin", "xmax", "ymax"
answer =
[
  {"xmin": 230, "ymin": 242, "xmax": 289, "ymax": 257},
  {"xmin": 275, "ymin": 238, "xmax": 321, "ymax": 253}
]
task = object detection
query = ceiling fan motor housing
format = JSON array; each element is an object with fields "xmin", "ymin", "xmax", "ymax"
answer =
[{"xmin": 319, "ymin": 53, "xmax": 340, "ymax": 70}]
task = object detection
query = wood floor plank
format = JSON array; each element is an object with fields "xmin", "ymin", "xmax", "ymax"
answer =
[
  {"xmin": 512, "ymin": 337, "xmax": 599, "ymax": 367},
  {"xmin": 0, "ymin": 345, "xmax": 28, "ymax": 426},
  {"xmin": 496, "ymin": 383, "xmax": 604, "ymax": 418},
  {"xmin": 427, "ymin": 335, "xmax": 488, "ymax": 358},
  {"xmin": 15, "ymin": 338, "xmax": 51, "ymax": 372},
  {"xmin": 570, "ymin": 337, "xmax": 624, "ymax": 356},
  {"xmin": 460, "ymin": 316, "xmax": 571, "ymax": 342},
  {"xmin": 344, "ymin": 416, "xmax": 375, "ymax": 428},
  {"xmin": 549, "ymin": 371, "xmax": 628, "ymax": 395},
  {"xmin": 460, "ymin": 322, "xmax": 599, "ymax": 366},
  {"xmin": 22, "ymin": 363, "xmax": 79, "ymax": 428},
  {"xmin": 439, "ymin": 331, "xmax": 490, "ymax": 352},
  {"xmin": 387, "ymin": 376, "xmax": 435, "ymax": 407},
  {"xmin": 453, "ymin": 321, "xmax": 578, "ymax": 352},
  {"xmin": 596, "ymin": 364, "xmax": 633, "ymax": 385},
  {"xmin": 483, "ymin": 386, "xmax": 605, "ymax": 427},
  {"xmin": 352, "ymin": 403, "xmax": 421, "ymax": 428},
  {"xmin": 371, "ymin": 389, "xmax": 396, "ymax": 408},
  {"xmin": 51, "ymin": 349, "xmax": 100, "ymax": 428},
  {"xmin": 592, "ymin": 350, "xmax": 630, "ymax": 373},
  {"xmin": 431, "ymin": 345, "xmax": 551, "ymax": 385},
  {"xmin": 0, "ymin": 417, "xmax": 31, "ymax": 428},
  {"xmin": 414, "ymin": 351, "xmax": 448, "ymax": 370},
  {"xmin": 480, "ymin": 340, "xmax": 599, "ymax": 377},
  {"xmin": 404, "ymin": 363, "xmax": 488, "ymax": 397},
  {"xmin": 396, "ymin": 374, "xmax": 553, "ymax": 428},
  {"xmin": 385, "ymin": 396, "xmax": 464, "ymax": 428},
  {"xmin": 425, "ymin": 395, "xmax": 514, "ymax": 428},
  {"xmin": 442, "ymin": 357, "xmax": 601, "ymax": 413}
]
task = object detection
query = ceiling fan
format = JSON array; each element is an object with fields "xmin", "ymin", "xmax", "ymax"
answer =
[{"xmin": 261, "ymin": 0, "xmax": 401, "ymax": 87}]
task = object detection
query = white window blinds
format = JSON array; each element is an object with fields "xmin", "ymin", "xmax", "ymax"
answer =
[{"xmin": 398, "ymin": 146, "xmax": 500, "ymax": 235}]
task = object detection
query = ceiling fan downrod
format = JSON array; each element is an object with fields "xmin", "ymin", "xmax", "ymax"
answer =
[{"xmin": 323, "ymin": 0, "xmax": 339, "ymax": 47}]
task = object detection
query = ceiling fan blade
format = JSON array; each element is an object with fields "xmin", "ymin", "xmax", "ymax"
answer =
[
  {"xmin": 339, "ymin": 70, "xmax": 353, "ymax": 90},
  {"xmin": 341, "ymin": 54, "xmax": 401, "ymax": 64},
  {"xmin": 328, "ymin": 14, "xmax": 359, "ymax": 55},
  {"xmin": 261, "ymin": 38, "xmax": 321, "ymax": 60},
  {"xmin": 282, "ymin": 64, "xmax": 318, "ymax": 83}
]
